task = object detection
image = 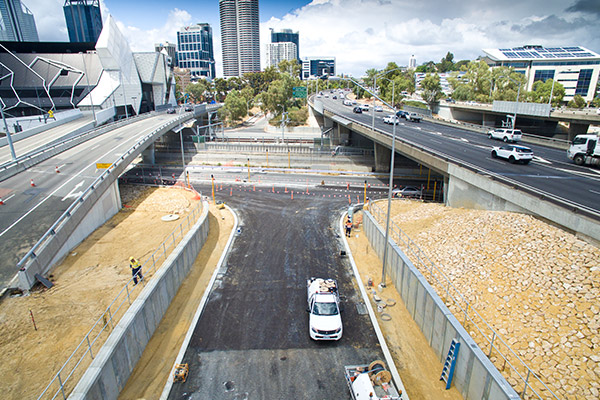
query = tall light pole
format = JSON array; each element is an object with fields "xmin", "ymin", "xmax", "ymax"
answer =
[
  {"xmin": 372, "ymin": 68, "xmax": 404, "ymax": 132},
  {"xmin": 379, "ymin": 76, "xmax": 396, "ymax": 287}
]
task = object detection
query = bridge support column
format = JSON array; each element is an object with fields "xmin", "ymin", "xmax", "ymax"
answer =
[
  {"xmin": 567, "ymin": 122, "xmax": 589, "ymax": 141},
  {"xmin": 482, "ymin": 113, "xmax": 496, "ymax": 128},
  {"xmin": 142, "ymin": 143, "xmax": 155, "ymax": 164},
  {"xmin": 373, "ymin": 142, "xmax": 391, "ymax": 172}
]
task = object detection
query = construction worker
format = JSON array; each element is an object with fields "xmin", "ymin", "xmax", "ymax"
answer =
[
  {"xmin": 129, "ymin": 256, "xmax": 143, "ymax": 285},
  {"xmin": 345, "ymin": 218, "xmax": 352, "ymax": 237}
]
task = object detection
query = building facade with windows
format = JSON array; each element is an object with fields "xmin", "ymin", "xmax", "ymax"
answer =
[
  {"xmin": 266, "ymin": 42, "xmax": 297, "ymax": 69},
  {"xmin": 176, "ymin": 23, "xmax": 215, "ymax": 80},
  {"xmin": 155, "ymin": 41, "xmax": 176, "ymax": 67},
  {"xmin": 302, "ymin": 57, "xmax": 335, "ymax": 80},
  {"xmin": 219, "ymin": 0, "xmax": 260, "ymax": 77},
  {"xmin": 482, "ymin": 45, "xmax": 600, "ymax": 103},
  {"xmin": 0, "ymin": 0, "xmax": 39, "ymax": 41},
  {"xmin": 63, "ymin": 0, "xmax": 102, "ymax": 43},
  {"xmin": 270, "ymin": 28, "xmax": 299, "ymax": 61}
]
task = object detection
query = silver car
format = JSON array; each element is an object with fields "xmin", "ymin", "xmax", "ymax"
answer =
[{"xmin": 392, "ymin": 186, "xmax": 422, "ymax": 198}]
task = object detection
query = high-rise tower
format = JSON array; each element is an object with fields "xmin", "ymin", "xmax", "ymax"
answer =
[
  {"xmin": 219, "ymin": 0, "xmax": 260, "ymax": 77},
  {"xmin": 0, "ymin": 0, "xmax": 39, "ymax": 41},
  {"xmin": 63, "ymin": 0, "xmax": 103, "ymax": 43},
  {"xmin": 176, "ymin": 23, "xmax": 215, "ymax": 80}
]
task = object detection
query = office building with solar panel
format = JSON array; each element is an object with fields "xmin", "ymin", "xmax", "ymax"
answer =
[{"xmin": 483, "ymin": 45, "xmax": 600, "ymax": 103}]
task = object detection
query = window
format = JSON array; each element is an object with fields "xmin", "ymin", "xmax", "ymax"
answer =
[
  {"xmin": 575, "ymin": 69, "xmax": 593, "ymax": 96},
  {"xmin": 533, "ymin": 70, "xmax": 555, "ymax": 82}
]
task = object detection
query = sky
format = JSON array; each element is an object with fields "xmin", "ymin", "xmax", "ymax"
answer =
[{"xmin": 23, "ymin": 0, "xmax": 600, "ymax": 78}]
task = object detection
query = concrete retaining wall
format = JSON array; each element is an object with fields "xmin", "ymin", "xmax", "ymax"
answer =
[
  {"xmin": 68, "ymin": 200, "xmax": 211, "ymax": 400},
  {"xmin": 362, "ymin": 210, "xmax": 519, "ymax": 400},
  {"xmin": 0, "ymin": 109, "xmax": 82, "ymax": 144}
]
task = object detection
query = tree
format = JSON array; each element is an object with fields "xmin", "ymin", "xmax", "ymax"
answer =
[
  {"xmin": 526, "ymin": 79, "xmax": 565, "ymax": 106},
  {"xmin": 420, "ymin": 73, "xmax": 443, "ymax": 107},
  {"xmin": 277, "ymin": 59, "xmax": 301, "ymax": 77},
  {"xmin": 415, "ymin": 61, "xmax": 437, "ymax": 73},
  {"xmin": 219, "ymin": 89, "xmax": 246, "ymax": 124},
  {"xmin": 568, "ymin": 94, "xmax": 586, "ymax": 109},
  {"xmin": 438, "ymin": 52, "xmax": 454, "ymax": 73},
  {"xmin": 240, "ymin": 86, "xmax": 255, "ymax": 116}
]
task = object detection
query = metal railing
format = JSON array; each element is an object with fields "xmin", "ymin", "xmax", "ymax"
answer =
[
  {"xmin": 37, "ymin": 196, "xmax": 204, "ymax": 400},
  {"xmin": 369, "ymin": 200, "xmax": 560, "ymax": 400}
]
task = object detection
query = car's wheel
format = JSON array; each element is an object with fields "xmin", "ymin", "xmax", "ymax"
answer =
[
  {"xmin": 488, "ymin": 134, "xmax": 493, "ymax": 139},
  {"xmin": 491, "ymin": 150, "xmax": 497, "ymax": 158},
  {"xmin": 509, "ymin": 156, "xmax": 516, "ymax": 164},
  {"xmin": 523, "ymin": 160, "xmax": 530, "ymax": 165},
  {"xmin": 574, "ymin": 155, "xmax": 585, "ymax": 166},
  {"xmin": 503, "ymin": 137, "xmax": 509, "ymax": 142}
]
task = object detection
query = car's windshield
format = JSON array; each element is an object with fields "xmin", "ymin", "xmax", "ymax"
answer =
[{"xmin": 313, "ymin": 302, "xmax": 339, "ymax": 316}]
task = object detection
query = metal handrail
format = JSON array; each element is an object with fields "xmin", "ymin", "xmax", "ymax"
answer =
[
  {"xmin": 369, "ymin": 201, "xmax": 560, "ymax": 400},
  {"xmin": 37, "ymin": 195, "xmax": 204, "ymax": 400}
]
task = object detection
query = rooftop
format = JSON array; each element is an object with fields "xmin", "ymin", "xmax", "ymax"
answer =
[{"xmin": 483, "ymin": 45, "xmax": 600, "ymax": 62}]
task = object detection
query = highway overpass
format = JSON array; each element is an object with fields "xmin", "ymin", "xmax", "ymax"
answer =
[
  {"xmin": 0, "ymin": 104, "xmax": 220, "ymax": 291},
  {"xmin": 311, "ymin": 95, "xmax": 600, "ymax": 244}
]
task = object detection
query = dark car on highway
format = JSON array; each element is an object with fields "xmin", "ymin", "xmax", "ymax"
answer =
[
  {"xmin": 167, "ymin": 108, "xmax": 176, "ymax": 114},
  {"xmin": 396, "ymin": 110, "xmax": 408, "ymax": 119},
  {"xmin": 353, "ymin": 106, "xmax": 363, "ymax": 114}
]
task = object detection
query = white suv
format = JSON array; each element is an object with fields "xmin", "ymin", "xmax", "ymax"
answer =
[
  {"xmin": 491, "ymin": 144, "xmax": 533, "ymax": 164},
  {"xmin": 488, "ymin": 128, "xmax": 522, "ymax": 142}
]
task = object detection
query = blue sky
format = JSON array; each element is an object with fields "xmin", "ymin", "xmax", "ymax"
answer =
[{"xmin": 25, "ymin": 0, "xmax": 600, "ymax": 78}]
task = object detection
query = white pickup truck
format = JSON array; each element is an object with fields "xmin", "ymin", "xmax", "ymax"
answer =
[
  {"xmin": 406, "ymin": 112, "xmax": 422, "ymax": 122},
  {"xmin": 307, "ymin": 278, "xmax": 343, "ymax": 340}
]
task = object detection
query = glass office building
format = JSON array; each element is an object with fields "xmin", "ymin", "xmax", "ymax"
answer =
[
  {"xmin": 0, "ymin": 0, "xmax": 39, "ymax": 41},
  {"xmin": 176, "ymin": 23, "xmax": 216, "ymax": 80},
  {"xmin": 270, "ymin": 28, "xmax": 299, "ymax": 61},
  {"xmin": 219, "ymin": 0, "xmax": 260, "ymax": 77},
  {"xmin": 301, "ymin": 57, "xmax": 335, "ymax": 80},
  {"xmin": 63, "ymin": 0, "xmax": 102, "ymax": 43},
  {"xmin": 483, "ymin": 45, "xmax": 600, "ymax": 103}
]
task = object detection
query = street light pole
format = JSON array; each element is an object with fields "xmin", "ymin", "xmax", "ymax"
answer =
[{"xmin": 380, "ymin": 77, "xmax": 396, "ymax": 287}]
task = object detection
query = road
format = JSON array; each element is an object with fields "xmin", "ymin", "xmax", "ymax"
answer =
[
  {"xmin": 0, "ymin": 114, "xmax": 95, "ymax": 164},
  {"xmin": 319, "ymin": 95, "xmax": 600, "ymax": 216},
  {"xmin": 167, "ymin": 186, "xmax": 388, "ymax": 399},
  {"xmin": 0, "ymin": 112, "xmax": 187, "ymax": 290}
]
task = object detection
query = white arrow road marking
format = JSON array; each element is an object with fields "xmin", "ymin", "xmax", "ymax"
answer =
[
  {"xmin": 61, "ymin": 181, "xmax": 85, "ymax": 201},
  {"xmin": 532, "ymin": 156, "xmax": 552, "ymax": 164}
]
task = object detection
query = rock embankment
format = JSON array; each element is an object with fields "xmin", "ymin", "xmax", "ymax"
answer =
[{"xmin": 372, "ymin": 200, "xmax": 600, "ymax": 399}]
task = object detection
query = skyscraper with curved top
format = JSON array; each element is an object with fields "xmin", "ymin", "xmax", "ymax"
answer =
[{"xmin": 219, "ymin": 0, "xmax": 260, "ymax": 77}]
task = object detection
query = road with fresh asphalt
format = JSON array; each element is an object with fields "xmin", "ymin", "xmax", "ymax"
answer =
[{"xmin": 167, "ymin": 186, "xmax": 389, "ymax": 399}]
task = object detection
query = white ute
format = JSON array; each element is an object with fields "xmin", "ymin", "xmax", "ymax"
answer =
[{"xmin": 307, "ymin": 278, "xmax": 343, "ymax": 340}]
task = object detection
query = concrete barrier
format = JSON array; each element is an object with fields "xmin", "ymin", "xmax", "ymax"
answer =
[
  {"xmin": 68, "ymin": 200, "xmax": 211, "ymax": 400},
  {"xmin": 362, "ymin": 210, "xmax": 519, "ymax": 400}
]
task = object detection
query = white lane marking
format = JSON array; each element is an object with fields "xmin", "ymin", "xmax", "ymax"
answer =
[
  {"xmin": 555, "ymin": 167, "xmax": 600, "ymax": 179},
  {"xmin": 590, "ymin": 189, "xmax": 600, "ymax": 195},
  {"xmin": 2, "ymin": 194, "xmax": 15, "ymax": 202},
  {"xmin": 61, "ymin": 181, "xmax": 85, "ymax": 201},
  {"xmin": 0, "ymin": 138, "xmax": 136, "ymax": 239},
  {"xmin": 532, "ymin": 156, "xmax": 552, "ymax": 164}
]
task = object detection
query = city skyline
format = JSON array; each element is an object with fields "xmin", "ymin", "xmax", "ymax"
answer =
[{"xmin": 13, "ymin": 0, "xmax": 600, "ymax": 78}]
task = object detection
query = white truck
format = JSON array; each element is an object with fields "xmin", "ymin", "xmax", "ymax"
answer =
[
  {"xmin": 406, "ymin": 112, "xmax": 422, "ymax": 122},
  {"xmin": 306, "ymin": 277, "xmax": 343, "ymax": 340},
  {"xmin": 567, "ymin": 134, "xmax": 600, "ymax": 166}
]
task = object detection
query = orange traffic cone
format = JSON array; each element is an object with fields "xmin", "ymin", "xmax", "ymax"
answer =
[
  {"xmin": 30, "ymin": 179, "xmax": 35, "ymax": 187},
  {"xmin": 55, "ymin": 166, "xmax": 60, "ymax": 173},
  {"xmin": 0, "ymin": 198, "xmax": 4, "ymax": 205}
]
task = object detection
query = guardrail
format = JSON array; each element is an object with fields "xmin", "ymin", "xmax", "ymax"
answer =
[
  {"xmin": 37, "ymin": 196, "xmax": 205, "ymax": 400},
  {"xmin": 368, "ymin": 200, "xmax": 559, "ymax": 400},
  {"xmin": 16, "ymin": 113, "xmax": 194, "ymax": 289},
  {"xmin": 0, "ymin": 111, "xmax": 156, "ymax": 182}
]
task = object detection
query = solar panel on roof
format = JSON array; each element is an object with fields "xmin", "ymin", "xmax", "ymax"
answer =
[
  {"xmin": 564, "ymin": 47, "xmax": 583, "ymax": 51},
  {"xmin": 542, "ymin": 53, "xmax": 555, "ymax": 58},
  {"xmin": 499, "ymin": 48, "xmax": 511, "ymax": 51},
  {"xmin": 530, "ymin": 52, "xmax": 542, "ymax": 58},
  {"xmin": 574, "ymin": 52, "xmax": 594, "ymax": 57},
  {"xmin": 502, "ymin": 52, "xmax": 518, "ymax": 58},
  {"xmin": 546, "ymin": 48, "xmax": 564, "ymax": 52}
]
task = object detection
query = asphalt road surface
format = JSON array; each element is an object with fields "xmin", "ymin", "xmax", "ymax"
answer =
[{"xmin": 167, "ymin": 186, "xmax": 386, "ymax": 399}]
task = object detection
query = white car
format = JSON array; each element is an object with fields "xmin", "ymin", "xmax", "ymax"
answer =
[
  {"xmin": 374, "ymin": 106, "xmax": 383, "ymax": 112},
  {"xmin": 383, "ymin": 115, "xmax": 400, "ymax": 124},
  {"xmin": 343, "ymin": 99, "xmax": 353, "ymax": 106},
  {"xmin": 406, "ymin": 112, "xmax": 422, "ymax": 122},
  {"xmin": 360, "ymin": 104, "xmax": 369, "ymax": 111},
  {"xmin": 392, "ymin": 186, "xmax": 422, "ymax": 198},
  {"xmin": 488, "ymin": 128, "xmax": 522, "ymax": 142},
  {"xmin": 491, "ymin": 144, "xmax": 533, "ymax": 164}
]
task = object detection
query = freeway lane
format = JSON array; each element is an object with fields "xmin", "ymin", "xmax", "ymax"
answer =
[
  {"xmin": 0, "ymin": 112, "xmax": 188, "ymax": 290},
  {"xmin": 167, "ymin": 188, "xmax": 387, "ymax": 399},
  {"xmin": 320, "ymin": 97, "xmax": 600, "ymax": 216}
]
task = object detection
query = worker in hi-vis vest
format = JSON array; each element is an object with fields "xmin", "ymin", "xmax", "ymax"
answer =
[{"xmin": 129, "ymin": 256, "xmax": 143, "ymax": 285}]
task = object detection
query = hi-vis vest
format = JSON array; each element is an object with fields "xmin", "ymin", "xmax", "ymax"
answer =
[{"xmin": 130, "ymin": 259, "xmax": 141, "ymax": 269}]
